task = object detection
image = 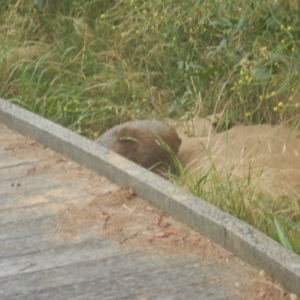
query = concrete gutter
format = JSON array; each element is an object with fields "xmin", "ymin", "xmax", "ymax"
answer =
[{"xmin": 0, "ymin": 98, "xmax": 299, "ymax": 296}]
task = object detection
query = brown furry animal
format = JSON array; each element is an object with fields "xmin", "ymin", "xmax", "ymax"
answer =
[{"xmin": 95, "ymin": 120, "xmax": 181, "ymax": 171}]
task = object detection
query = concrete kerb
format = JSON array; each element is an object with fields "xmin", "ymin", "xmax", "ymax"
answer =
[{"xmin": 0, "ymin": 98, "xmax": 299, "ymax": 296}]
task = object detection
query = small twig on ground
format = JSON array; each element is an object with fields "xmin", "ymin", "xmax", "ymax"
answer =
[
  {"xmin": 102, "ymin": 215, "xmax": 110, "ymax": 229},
  {"xmin": 18, "ymin": 262, "xmax": 37, "ymax": 273},
  {"xmin": 119, "ymin": 232, "xmax": 139, "ymax": 244}
]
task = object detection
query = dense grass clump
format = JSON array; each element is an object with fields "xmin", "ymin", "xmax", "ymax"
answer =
[
  {"xmin": 1, "ymin": 0, "xmax": 300, "ymax": 135},
  {"xmin": 176, "ymin": 158, "xmax": 300, "ymax": 255},
  {"xmin": 0, "ymin": 0, "xmax": 299, "ymax": 253}
]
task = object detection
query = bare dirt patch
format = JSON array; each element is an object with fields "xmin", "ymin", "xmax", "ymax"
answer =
[{"xmin": 174, "ymin": 118, "xmax": 300, "ymax": 195}]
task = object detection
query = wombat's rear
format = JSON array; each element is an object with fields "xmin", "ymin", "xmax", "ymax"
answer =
[{"xmin": 95, "ymin": 120, "xmax": 181, "ymax": 171}]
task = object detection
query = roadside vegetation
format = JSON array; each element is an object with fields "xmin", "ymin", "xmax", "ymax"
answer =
[{"xmin": 0, "ymin": 0, "xmax": 299, "ymax": 253}]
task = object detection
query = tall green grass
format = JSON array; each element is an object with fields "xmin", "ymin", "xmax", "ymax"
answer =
[
  {"xmin": 1, "ymin": 0, "xmax": 300, "ymax": 135},
  {"xmin": 0, "ymin": 0, "xmax": 299, "ymax": 253}
]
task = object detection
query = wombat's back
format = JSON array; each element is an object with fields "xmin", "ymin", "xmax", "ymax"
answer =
[{"xmin": 95, "ymin": 120, "xmax": 181, "ymax": 170}]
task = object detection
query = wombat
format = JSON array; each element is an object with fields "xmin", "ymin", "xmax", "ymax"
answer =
[{"xmin": 95, "ymin": 120, "xmax": 181, "ymax": 172}]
